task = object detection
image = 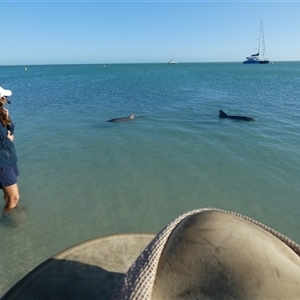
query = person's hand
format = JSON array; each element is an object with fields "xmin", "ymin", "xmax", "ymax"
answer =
[{"xmin": 7, "ymin": 131, "xmax": 14, "ymax": 141}]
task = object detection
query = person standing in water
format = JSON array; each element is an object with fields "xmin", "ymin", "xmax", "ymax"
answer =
[{"xmin": 0, "ymin": 86, "xmax": 20, "ymax": 217}]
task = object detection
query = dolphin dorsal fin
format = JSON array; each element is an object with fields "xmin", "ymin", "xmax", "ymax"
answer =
[{"xmin": 219, "ymin": 110, "xmax": 227, "ymax": 118}]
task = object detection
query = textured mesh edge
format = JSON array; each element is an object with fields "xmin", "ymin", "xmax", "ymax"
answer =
[{"xmin": 111, "ymin": 208, "xmax": 300, "ymax": 300}]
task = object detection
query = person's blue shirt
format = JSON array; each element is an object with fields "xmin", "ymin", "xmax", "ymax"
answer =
[{"xmin": 0, "ymin": 120, "xmax": 17, "ymax": 168}]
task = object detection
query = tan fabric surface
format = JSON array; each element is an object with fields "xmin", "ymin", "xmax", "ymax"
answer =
[{"xmin": 112, "ymin": 208, "xmax": 300, "ymax": 300}]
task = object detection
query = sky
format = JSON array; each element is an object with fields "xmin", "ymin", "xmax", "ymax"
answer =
[{"xmin": 1, "ymin": 0, "xmax": 300, "ymax": 65}]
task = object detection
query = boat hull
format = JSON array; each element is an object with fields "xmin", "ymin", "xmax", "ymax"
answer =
[
  {"xmin": 258, "ymin": 60, "xmax": 269, "ymax": 64},
  {"xmin": 243, "ymin": 60, "xmax": 269, "ymax": 64}
]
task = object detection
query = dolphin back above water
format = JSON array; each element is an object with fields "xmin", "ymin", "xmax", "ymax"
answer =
[
  {"xmin": 219, "ymin": 110, "xmax": 254, "ymax": 121},
  {"xmin": 107, "ymin": 113, "xmax": 135, "ymax": 123}
]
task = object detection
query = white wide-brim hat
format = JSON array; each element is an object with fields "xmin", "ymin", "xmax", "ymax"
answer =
[{"xmin": 0, "ymin": 86, "xmax": 12, "ymax": 97}]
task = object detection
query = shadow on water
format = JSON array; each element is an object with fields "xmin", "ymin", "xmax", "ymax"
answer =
[
  {"xmin": 0, "ymin": 206, "xmax": 27, "ymax": 229},
  {"xmin": 2, "ymin": 258, "xmax": 123, "ymax": 300}
]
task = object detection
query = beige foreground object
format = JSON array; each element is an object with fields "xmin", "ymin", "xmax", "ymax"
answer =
[
  {"xmin": 3, "ymin": 208, "xmax": 300, "ymax": 300},
  {"xmin": 2, "ymin": 233, "xmax": 155, "ymax": 300},
  {"xmin": 112, "ymin": 208, "xmax": 300, "ymax": 300}
]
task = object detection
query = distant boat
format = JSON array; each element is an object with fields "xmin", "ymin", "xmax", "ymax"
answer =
[
  {"xmin": 24, "ymin": 67, "xmax": 28, "ymax": 71},
  {"xmin": 243, "ymin": 21, "xmax": 269, "ymax": 64},
  {"xmin": 168, "ymin": 50, "xmax": 177, "ymax": 64}
]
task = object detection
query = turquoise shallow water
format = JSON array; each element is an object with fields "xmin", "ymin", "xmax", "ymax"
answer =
[{"xmin": 0, "ymin": 62, "xmax": 300, "ymax": 296}]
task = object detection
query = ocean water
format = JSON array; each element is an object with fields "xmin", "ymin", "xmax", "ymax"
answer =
[{"xmin": 0, "ymin": 62, "xmax": 300, "ymax": 296}]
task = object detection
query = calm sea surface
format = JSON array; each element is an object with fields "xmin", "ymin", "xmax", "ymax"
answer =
[{"xmin": 0, "ymin": 62, "xmax": 300, "ymax": 296}]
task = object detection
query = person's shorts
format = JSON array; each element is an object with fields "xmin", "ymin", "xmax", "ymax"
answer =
[{"xmin": 0, "ymin": 164, "xmax": 20, "ymax": 189}]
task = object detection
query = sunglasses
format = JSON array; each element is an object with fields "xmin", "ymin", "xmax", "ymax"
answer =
[{"xmin": 1, "ymin": 96, "xmax": 11, "ymax": 104}]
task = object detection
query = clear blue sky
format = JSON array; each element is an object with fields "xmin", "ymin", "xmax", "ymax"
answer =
[{"xmin": 1, "ymin": 1, "xmax": 299, "ymax": 65}]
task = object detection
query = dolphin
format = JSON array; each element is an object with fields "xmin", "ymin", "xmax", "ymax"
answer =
[
  {"xmin": 219, "ymin": 110, "xmax": 254, "ymax": 121},
  {"xmin": 107, "ymin": 113, "xmax": 135, "ymax": 123}
]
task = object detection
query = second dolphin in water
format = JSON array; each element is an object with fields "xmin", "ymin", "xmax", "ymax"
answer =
[
  {"xmin": 219, "ymin": 110, "xmax": 254, "ymax": 121},
  {"xmin": 107, "ymin": 113, "xmax": 135, "ymax": 123}
]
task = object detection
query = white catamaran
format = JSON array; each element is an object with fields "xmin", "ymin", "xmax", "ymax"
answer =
[{"xmin": 243, "ymin": 21, "xmax": 269, "ymax": 64}]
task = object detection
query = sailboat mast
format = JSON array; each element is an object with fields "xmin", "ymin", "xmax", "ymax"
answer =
[
  {"xmin": 257, "ymin": 22, "xmax": 262, "ymax": 58},
  {"xmin": 261, "ymin": 21, "xmax": 267, "ymax": 59}
]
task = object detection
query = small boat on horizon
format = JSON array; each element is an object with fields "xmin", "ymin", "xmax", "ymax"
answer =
[
  {"xmin": 168, "ymin": 59, "xmax": 177, "ymax": 65},
  {"xmin": 168, "ymin": 51, "xmax": 177, "ymax": 64},
  {"xmin": 243, "ymin": 21, "xmax": 269, "ymax": 64}
]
